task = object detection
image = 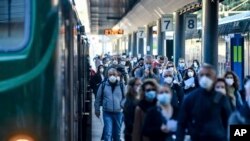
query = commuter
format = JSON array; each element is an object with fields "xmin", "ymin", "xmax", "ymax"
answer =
[
  {"xmin": 191, "ymin": 59, "xmax": 200, "ymax": 74},
  {"xmin": 117, "ymin": 66, "xmax": 129, "ymax": 85},
  {"xmin": 125, "ymin": 58, "xmax": 133, "ymax": 75},
  {"xmin": 95, "ymin": 55, "xmax": 102, "ymax": 69},
  {"xmin": 123, "ymin": 78, "xmax": 142, "ymax": 141},
  {"xmin": 154, "ymin": 56, "xmax": 165, "ymax": 76},
  {"xmin": 229, "ymin": 76, "xmax": 250, "ymax": 125},
  {"xmin": 176, "ymin": 64, "xmax": 232, "ymax": 141},
  {"xmin": 166, "ymin": 61, "xmax": 182, "ymax": 84},
  {"xmin": 182, "ymin": 67, "xmax": 199, "ymax": 94},
  {"xmin": 131, "ymin": 66, "xmax": 141, "ymax": 78},
  {"xmin": 131, "ymin": 57, "xmax": 138, "ymax": 68},
  {"xmin": 135, "ymin": 55, "xmax": 159, "ymax": 82},
  {"xmin": 224, "ymin": 71, "xmax": 243, "ymax": 110},
  {"xmin": 90, "ymin": 65, "xmax": 105, "ymax": 97},
  {"xmin": 214, "ymin": 78, "xmax": 227, "ymax": 96},
  {"xmin": 132, "ymin": 79, "xmax": 159, "ymax": 141},
  {"xmin": 94, "ymin": 68, "xmax": 125, "ymax": 141},
  {"xmin": 160, "ymin": 70, "xmax": 184, "ymax": 110},
  {"xmin": 176, "ymin": 58, "xmax": 186, "ymax": 78},
  {"xmin": 142, "ymin": 85, "xmax": 178, "ymax": 141},
  {"xmin": 240, "ymin": 76, "xmax": 250, "ymax": 103}
]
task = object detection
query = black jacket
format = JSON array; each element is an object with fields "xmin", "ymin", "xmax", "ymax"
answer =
[
  {"xmin": 90, "ymin": 73, "xmax": 104, "ymax": 95},
  {"xmin": 171, "ymin": 84, "xmax": 184, "ymax": 111},
  {"xmin": 142, "ymin": 106, "xmax": 178, "ymax": 141},
  {"xmin": 123, "ymin": 97, "xmax": 139, "ymax": 135},
  {"xmin": 176, "ymin": 88, "xmax": 232, "ymax": 141}
]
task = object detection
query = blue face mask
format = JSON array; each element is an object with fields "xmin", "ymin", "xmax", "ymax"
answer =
[
  {"xmin": 157, "ymin": 93, "xmax": 171, "ymax": 106},
  {"xmin": 145, "ymin": 91, "xmax": 156, "ymax": 101}
]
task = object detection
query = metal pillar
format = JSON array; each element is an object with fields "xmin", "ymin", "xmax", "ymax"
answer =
[
  {"xmin": 146, "ymin": 26, "xmax": 153, "ymax": 55},
  {"xmin": 128, "ymin": 34, "xmax": 132, "ymax": 55},
  {"xmin": 157, "ymin": 19, "xmax": 165, "ymax": 56},
  {"xmin": 202, "ymin": 0, "xmax": 219, "ymax": 70},
  {"xmin": 174, "ymin": 12, "xmax": 185, "ymax": 65},
  {"xmin": 132, "ymin": 32, "xmax": 138, "ymax": 57},
  {"xmin": 138, "ymin": 38, "xmax": 144, "ymax": 57}
]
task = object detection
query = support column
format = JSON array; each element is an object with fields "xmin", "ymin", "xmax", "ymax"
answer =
[
  {"xmin": 157, "ymin": 19, "xmax": 165, "ymax": 56},
  {"xmin": 202, "ymin": 0, "xmax": 219, "ymax": 70},
  {"xmin": 146, "ymin": 26, "xmax": 153, "ymax": 55},
  {"xmin": 128, "ymin": 34, "xmax": 132, "ymax": 55},
  {"xmin": 132, "ymin": 32, "xmax": 138, "ymax": 57},
  {"xmin": 138, "ymin": 38, "xmax": 144, "ymax": 57},
  {"xmin": 174, "ymin": 12, "xmax": 185, "ymax": 65}
]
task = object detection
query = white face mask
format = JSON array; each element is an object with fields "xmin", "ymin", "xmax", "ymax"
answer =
[
  {"xmin": 121, "ymin": 61, "xmax": 126, "ymax": 65},
  {"xmin": 194, "ymin": 62, "xmax": 198, "ymax": 68},
  {"xmin": 100, "ymin": 68, "xmax": 104, "ymax": 72},
  {"xmin": 199, "ymin": 76, "xmax": 214, "ymax": 90},
  {"xmin": 104, "ymin": 64, "xmax": 109, "ymax": 67},
  {"xmin": 225, "ymin": 78, "xmax": 234, "ymax": 86},
  {"xmin": 188, "ymin": 71, "xmax": 194, "ymax": 77},
  {"xmin": 109, "ymin": 76, "xmax": 117, "ymax": 83},
  {"xmin": 164, "ymin": 77, "xmax": 173, "ymax": 84},
  {"xmin": 168, "ymin": 67, "xmax": 174, "ymax": 72},
  {"xmin": 113, "ymin": 61, "xmax": 118, "ymax": 65},
  {"xmin": 117, "ymin": 77, "xmax": 121, "ymax": 82},
  {"xmin": 215, "ymin": 88, "xmax": 226, "ymax": 95},
  {"xmin": 159, "ymin": 69, "xmax": 163, "ymax": 74},
  {"xmin": 179, "ymin": 63, "xmax": 185, "ymax": 67},
  {"xmin": 157, "ymin": 93, "xmax": 171, "ymax": 106}
]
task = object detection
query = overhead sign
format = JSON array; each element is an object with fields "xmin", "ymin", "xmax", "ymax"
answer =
[
  {"xmin": 161, "ymin": 14, "xmax": 174, "ymax": 32},
  {"xmin": 185, "ymin": 14, "xmax": 197, "ymax": 31},
  {"xmin": 104, "ymin": 29, "xmax": 124, "ymax": 35},
  {"xmin": 137, "ymin": 27, "xmax": 146, "ymax": 38}
]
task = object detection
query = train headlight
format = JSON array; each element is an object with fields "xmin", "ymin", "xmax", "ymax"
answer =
[{"xmin": 9, "ymin": 135, "xmax": 34, "ymax": 141}]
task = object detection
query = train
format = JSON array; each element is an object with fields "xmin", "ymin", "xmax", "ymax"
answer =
[{"xmin": 0, "ymin": 0, "xmax": 91, "ymax": 141}]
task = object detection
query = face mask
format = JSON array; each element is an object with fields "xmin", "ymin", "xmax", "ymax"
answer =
[
  {"xmin": 117, "ymin": 77, "xmax": 121, "ymax": 82},
  {"xmin": 159, "ymin": 69, "xmax": 163, "ymax": 74},
  {"xmin": 225, "ymin": 78, "xmax": 234, "ymax": 86},
  {"xmin": 133, "ymin": 59, "xmax": 137, "ymax": 62},
  {"xmin": 104, "ymin": 64, "xmax": 109, "ymax": 67},
  {"xmin": 188, "ymin": 72, "xmax": 194, "ymax": 77},
  {"xmin": 109, "ymin": 76, "xmax": 117, "ymax": 83},
  {"xmin": 113, "ymin": 61, "xmax": 118, "ymax": 65},
  {"xmin": 215, "ymin": 88, "xmax": 226, "ymax": 95},
  {"xmin": 168, "ymin": 67, "xmax": 174, "ymax": 72},
  {"xmin": 100, "ymin": 68, "xmax": 104, "ymax": 72},
  {"xmin": 164, "ymin": 77, "xmax": 173, "ymax": 84},
  {"xmin": 179, "ymin": 63, "xmax": 185, "ymax": 67},
  {"xmin": 145, "ymin": 91, "xmax": 156, "ymax": 101},
  {"xmin": 194, "ymin": 62, "xmax": 198, "ymax": 68},
  {"xmin": 135, "ymin": 86, "xmax": 140, "ymax": 93},
  {"xmin": 157, "ymin": 93, "xmax": 171, "ymax": 106},
  {"xmin": 121, "ymin": 61, "xmax": 126, "ymax": 65},
  {"xmin": 139, "ymin": 63, "xmax": 144, "ymax": 67},
  {"xmin": 199, "ymin": 76, "xmax": 214, "ymax": 90}
]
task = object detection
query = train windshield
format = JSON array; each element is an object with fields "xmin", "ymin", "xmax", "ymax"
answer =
[{"xmin": 0, "ymin": 0, "xmax": 30, "ymax": 52}]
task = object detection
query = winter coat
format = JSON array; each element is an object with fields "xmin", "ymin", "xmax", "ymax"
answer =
[{"xmin": 176, "ymin": 88, "xmax": 232, "ymax": 141}]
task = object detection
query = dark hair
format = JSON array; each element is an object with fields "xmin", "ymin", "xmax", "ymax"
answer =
[
  {"xmin": 183, "ymin": 67, "xmax": 196, "ymax": 80},
  {"xmin": 215, "ymin": 78, "xmax": 228, "ymax": 96},
  {"xmin": 192, "ymin": 59, "xmax": 200, "ymax": 67},
  {"xmin": 126, "ymin": 77, "xmax": 141, "ymax": 99},
  {"xmin": 97, "ymin": 65, "xmax": 104, "ymax": 74},
  {"xmin": 140, "ymin": 79, "xmax": 159, "ymax": 100},
  {"xmin": 224, "ymin": 71, "xmax": 240, "ymax": 90}
]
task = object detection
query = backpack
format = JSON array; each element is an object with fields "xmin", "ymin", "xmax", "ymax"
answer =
[{"xmin": 100, "ymin": 81, "xmax": 125, "ymax": 107}]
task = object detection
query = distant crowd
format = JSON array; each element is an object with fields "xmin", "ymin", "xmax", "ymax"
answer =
[{"xmin": 89, "ymin": 54, "xmax": 250, "ymax": 141}]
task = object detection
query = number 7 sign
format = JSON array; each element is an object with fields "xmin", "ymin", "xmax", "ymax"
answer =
[{"xmin": 161, "ymin": 15, "xmax": 173, "ymax": 32}]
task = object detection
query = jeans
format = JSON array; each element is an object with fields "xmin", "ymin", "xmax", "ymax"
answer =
[{"xmin": 103, "ymin": 111, "xmax": 123, "ymax": 141}]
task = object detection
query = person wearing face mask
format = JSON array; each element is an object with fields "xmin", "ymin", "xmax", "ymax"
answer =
[
  {"xmin": 132, "ymin": 79, "xmax": 159, "ymax": 141},
  {"xmin": 176, "ymin": 64, "xmax": 232, "ymax": 141},
  {"xmin": 160, "ymin": 70, "xmax": 184, "ymax": 111},
  {"xmin": 142, "ymin": 85, "xmax": 178, "ymax": 141},
  {"xmin": 182, "ymin": 68, "xmax": 199, "ymax": 94},
  {"xmin": 166, "ymin": 61, "xmax": 183, "ymax": 84},
  {"xmin": 191, "ymin": 60, "xmax": 200, "ymax": 74},
  {"xmin": 177, "ymin": 58, "xmax": 186, "ymax": 78},
  {"xmin": 135, "ymin": 55, "xmax": 160, "ymax": 82},
  {"xmin": 224, "ymin": 71, "xmax": 243, "ymax": 110},
  {"xmin": 123, "ymin": 78, "xmax": 142, "ymax": 141},
  {"xmin": 228, "ymin": 77, "xmax": 250, "ymax": 133},
  {"xmin": 94, "ymin": 68, "xmax": 125, "ymax": 141},
  {"xmin": 90, "ymin": 65, "xmax": 105, "ymax": 98},
  {"xmin": 240, "ymin": 76, "xmax": 250, "ymax": 103}
]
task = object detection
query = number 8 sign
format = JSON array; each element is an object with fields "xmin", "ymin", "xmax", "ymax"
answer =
[
  {"xmin": 161, "ymin": 15, "xmax": 173, "ymax": 32},
  {"xmin": 185, "ymin": 14, "xmax": 197, "ymax": 31}
]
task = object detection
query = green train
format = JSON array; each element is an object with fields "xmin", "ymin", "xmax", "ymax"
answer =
[{"xmin": 0, "ymin": 0, "xmax": 91, "ymax": 141}]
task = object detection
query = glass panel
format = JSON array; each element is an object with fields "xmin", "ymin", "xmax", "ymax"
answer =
[
  {"xmin": 0, "ymin": 0, "xmax": 29, "ymax": 51},
  {"xmin": 220, "ymin": 0, "xmax": 250, "ymax": 18}
]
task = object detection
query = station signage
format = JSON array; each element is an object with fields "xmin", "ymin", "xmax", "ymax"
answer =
[
  {"xmin": 161, "ymin": 14, "xmax": 174, "ymax": 32},
  {"xmin": 137, "ymin": 27, "xmax": 146, "ymax": 38},
  {"xmin": 185, "ymin": 14, "xmax": 197, "ymax": 31},
  {"xmin": 104, "ymin": 29, "xmax": 124, "ymax": 35}
]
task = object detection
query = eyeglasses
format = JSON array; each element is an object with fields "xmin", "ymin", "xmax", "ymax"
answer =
[
  {"xmin": 215, "ymin": 86, "xmax": 225, "ymax": 89},
  {"xmin": 199, "ymin": 73, "xmax": 211, "ymax": 77},
  {"xmin": 145, "ymin": 88, "xmax": 156, "ymax": 92}
]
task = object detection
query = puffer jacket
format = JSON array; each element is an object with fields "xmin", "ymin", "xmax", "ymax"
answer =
[{"xmin": 94, "ymin": 81, "xmax": 125, "ymax": 113}]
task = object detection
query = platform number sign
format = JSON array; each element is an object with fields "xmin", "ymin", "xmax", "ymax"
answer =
[
  {"xmin": 185, "ymin": 15, "xmax": 197, "ymax": 31},
  {"xmin": 137, "ymin": 27, "xmax": 145, "ymax": 38},
  {"xmin": 161, "ymin": 15, "xmax": 173, "ymax": 32}
]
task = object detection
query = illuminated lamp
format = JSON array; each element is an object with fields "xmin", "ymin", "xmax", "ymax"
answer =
[{"xmin": 9, "ymin": 135, "xmax": 34, "ymax": 141}]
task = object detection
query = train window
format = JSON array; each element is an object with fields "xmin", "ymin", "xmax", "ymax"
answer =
[{"xmin": 0, "ymin": 0, "xmax": 30, "ymax": 52}]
